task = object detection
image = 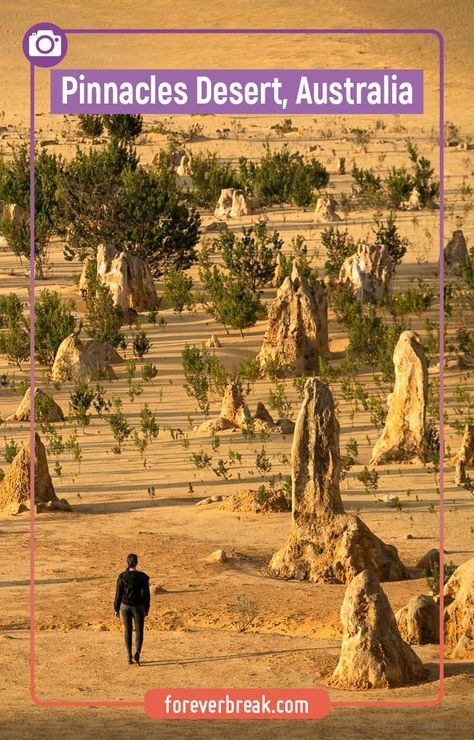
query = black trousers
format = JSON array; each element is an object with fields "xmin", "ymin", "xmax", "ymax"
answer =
[{"xmin": 120, "ymin": 603, "xmax": 145, "ymax": 657}]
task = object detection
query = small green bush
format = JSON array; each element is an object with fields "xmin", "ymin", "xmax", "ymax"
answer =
[
  {"xmin": 407, "ymin": 142, "xmax": 439, "ymax": 208},
  {"xmin": 270, "ymin": 119, "xmax": 298, "ymax": 135},
  {"xmin": 199, "ymin": 250, "xmax": 266, "ymax": 337},
  {"xmin": 4, "ymin": 438, "xmax": 19, "ymax": 464},
  {"xmin": 240, "ymin": 144, "xmax": 329, "ymax": 207},
  {"xmin": 163, "ymin": 266, "xmax": 194, "ymax": 316},
  {"xmin": 217, "ymin": 221, "xmax": 283, "ymax": 290},
  {"xmin": 102, "ymin": 114, "xmax": 143, "ymax": 142},
  {"xmin": 181, "ymin": 345, "xmax": 214, "ymax": 415},
  {"xmin": 107, "ymin": 399, "xmax": 133, "ymax": 454},
  {"xmin": 427, "ymin": 560, "xmax": 458, "ymax": 595},
  {"xmin": 389, "ymin": 287, "xmax": 436, "ymax": 318},
  {"xmin": 132, "ymin": 329, "xmax": 151, "ymax": 359},
  {"xmin": 351, "ymin": 165, "xmax": 383, "ymax": 207},
  {"xmin": 385, "ymin": 166, "xmax": 413, "ymax": 209},
  {"xmin": 190, "ymin": 151, "xmax": 241, "ymax": 209},
  {"xmin": 372, "ymin": 212, "xmax": 409, "ymax": 266},
  {"xmin": 35, "ymin": 290, "xmax": 76, "ymax": 366},
  {"xmin": 82, "ymin": 260, "xmax": 124, "ymax": 347},
  {"xmin": 0, "ymin": 294, "xmax": 30, "ymax": 369},
  {"xmin": 78, "ymin": 115, "xmax": 104, "ymax": 138},
  {"xmin": 321, "ymin": 227, "xmax": 358, "ymax": 277}
]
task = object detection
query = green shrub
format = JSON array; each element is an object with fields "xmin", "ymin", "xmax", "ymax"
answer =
[
  {"xmin": 181, "ymin": 345, "xmax": 214, "ymax": 415},
  {"xmin": 59, "ymin": 142, "xmax": 200, "ymax": 276},
  {"xmin": 205, "ymin": 270, "xmax": 266, "ymax": 337},
  {"xmin": 78, "ymin": 115, "xmax": 104, "ymax": 138},
  {"xmin": 35, "ymin": 290, "xmax": 76, "ymax": 366},
  {"xmin": 330, "ymin": 285, "xmax": 362, "ymax": 326},
  {"xmin": 456, "ymin": 328, "xmax": 474, "ymax": 358},
  {"xmin": 235, "ymin": 356, "xmax": 261, "ymax": 385},
  {"xmin": 385, "ymin": 166, "xmax": 413, "ymax": 208},
  {"xmin": 132, "ymin": 329, "xmax": 151, "ymax": 359},
  {"xmin": 372, "ymin": 212, "xmax": 409, "ymax": 266},
  {"xmin": 59, "ymin": 141, "xmax": 139, "ymax": 260},
  {"xmin": 4, "ymin": 438, "xmax": 19, "ymax": 464},
  {"xmin": 102, "ymin": 114, "xmax": 143, "ymax": 142},
  {"xmin": 35, "ymin": 389, "xmax": 57, "ymax": 429},
  {"xmin": 351, "ymin": 165, "xmax": 383, "ymax": 207},
  {"xmin": 190, "ymin": 151, "xmax": 241, "ymax": 209},
  {"xmin": 346, "ymin": 305, "xmax": 404, "ymax": 380},
  {"xmin": 389, "ymin": 287, "xmax": 436, "ymax": 318},
  {"xmin": 0, "ymin": 145, "xmax": 64, "ymax": 275},
  {"xmin": 427, "ymin": 560, "xmax": 457, "ymax": 595},
  {"xmin": 444, "ymin": 121, "xmax": 460, "ymax": 146},
  {"xmin": 321, "ymin": 227, "xmax": 357, "ymax": 277},
  {"xmin": 191, "ymin": 449, "xmax": 213, "ymax": 469},
  {"xmin": 234, "ymin": 594, "xmax": 258, "ymax": 633},
  {"xmin": 82, "ymin": 260, "xmax": 124, "ymax": 347},
  {"xmin": 107, "ymin": 399, "xmax": 133, "ymax": 454},
  {"xmin": 0, "ymin": 294, "xmax": 30, "ymax": 369},
  {"xmin": 181, "ymin": 345, "xmax": 230, "ymax": 415},
  {"xmin": 110, "ymin": 166, "xmax": 200, "ymax": 277},
  {"xmin": 141, "ymin": 362, "xmax": 158, "ymax": 382},
  {"xmin": 69, "ymin": 376, "xmax": 94, "ymax": 429},
  {"xmin": 199, "ymin": 248, "xmax": 266, "ymax": 336},
  {"xmin": 407, "ymin": 142, "xmax": 439, "ymax": 208},
  {"xmin": 240, "ymin": 144, "xmax": 329, "ymax": 207},
  {"xmin": 268, "ymin": 380, "xmax": 293, "ymax": 418},
  {"xmin": 163, "ymin": 266, "xmax": 194, "ymax": 316},
  {"xmin": 385, "ymin": 144, "xmax": 439, "ymax": 209},
  {"xmin": 273, "ymin": 235, "xmax": 314, "ymax": 288},
  {"xmin": 270, "ymin": 119, "xmax": 298, "ymax": 135},
  {"xmin": 217, "ymin": 221, "xmax": 283, "ymax": 290},
  {"xmin": 356, "ymin": 466, "xmax": 379, "ymax": 494},
  {"xmin": 351, "ymin": 127, "xmax": 371, "ymax": 148}
]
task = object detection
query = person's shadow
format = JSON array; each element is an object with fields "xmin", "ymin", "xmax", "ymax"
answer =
[{"xmin": 140, "ymin": 644, "xmax": 331, "ymax": 667}]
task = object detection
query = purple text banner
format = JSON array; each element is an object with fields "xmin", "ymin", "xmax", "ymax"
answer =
[{"xmin": 51, "ymin": 69, "xmax": 423, "ymax": 114}]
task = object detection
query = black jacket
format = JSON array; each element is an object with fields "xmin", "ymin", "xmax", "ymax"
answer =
[{"xmin": 114, "ymin": 570, "xmax": 150, "ymax": 614}]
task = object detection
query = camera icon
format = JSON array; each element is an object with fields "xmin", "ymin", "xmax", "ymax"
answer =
[{"xmin": 28, "ymin": 29, "xmax": 62, "ymax": 57}]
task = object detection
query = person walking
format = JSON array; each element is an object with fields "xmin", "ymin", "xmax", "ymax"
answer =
[{"xmin": 114, "ymin": 553, "xmax": 150, "ymax": 665}]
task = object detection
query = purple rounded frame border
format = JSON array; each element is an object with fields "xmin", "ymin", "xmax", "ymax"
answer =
[{"xmin": 28, "ymin": 27, "xmax": 445, "ymax": 711}]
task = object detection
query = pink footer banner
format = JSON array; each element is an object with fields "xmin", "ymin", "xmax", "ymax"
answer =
[{"xmin": 145, "ymin": 687, "xmax": 330, "ymax": 720}]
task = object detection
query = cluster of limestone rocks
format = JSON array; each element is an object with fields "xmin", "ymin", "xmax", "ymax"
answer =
[
  {"xmin": 264, "ymin": 373, "xmax": 472, "ymax": 688},
  {"xmin": 2, "ymin": 201, "xmax": 465, "ymax": 686},
  {"xmin": 264, "ymin": 375, "xmax": 435, "ymax": 688},
  {"xmin": 195, "ymin": 383, "xmax": 294, "ymax": 436},
  {"xmin": 214, "ymin": 188, "xmax": 254, "ymax": 219},
  {"xmin": 52, "ymin": 242, "xmax": 158, "ymax": 383},
  {"xmin": 258, "ymin": 248, "xmax": 398, "ymax": 377}
]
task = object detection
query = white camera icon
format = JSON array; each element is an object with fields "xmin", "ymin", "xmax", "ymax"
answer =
[{"xmin": 28, "ymin": 29, "xmax": 62, "ymax": 57}]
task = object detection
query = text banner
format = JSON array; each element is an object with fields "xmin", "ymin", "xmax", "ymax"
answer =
[{"xmin": 51, "ymin": 69, "xmax": 423, "ymax": 114}]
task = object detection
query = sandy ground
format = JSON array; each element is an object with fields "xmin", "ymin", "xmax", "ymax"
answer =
[{"xmin": 0, "ymin": 1, "xmax": 474, "ymax": 737}]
